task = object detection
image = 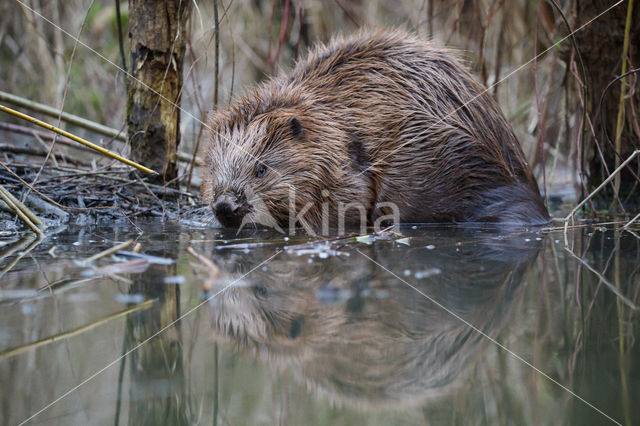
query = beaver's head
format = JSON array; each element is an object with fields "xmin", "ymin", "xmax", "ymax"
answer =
[{"xmin": 202, "ymin": 93, "xmax": 350, "ymax": 230}]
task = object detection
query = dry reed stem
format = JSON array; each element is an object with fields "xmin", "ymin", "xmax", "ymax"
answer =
[
  {"xmin": 0, "ymin": 184, "xmax": 44, "ymax": 227},
  {"xmin": 0, "ymin": 184, "xmax": 43, "ymax": 234},
  {"xmin": 612, "ymin": 0, "xmax": 635, "ymax": 202},
  {"xmin": 0, "ymin": 89, "xmax": 126, "ymax": 141},
  {"xmin": 623, "ymin": 211, "xmax": 640, "ymax": 228},
  {"xmin": 564, "ymin": 149, "xmax": 640, "ymax": 245},
  {"xmin": 0, "ymin": 104, "xmax": 155, "ymax": 174},
  {"xmin": 85, "ymin": 239, "xmax": 134, "ymax": 263},
  {"xmin": 0, "ymin": 160, "xmax": 65, "ymax": 209}
]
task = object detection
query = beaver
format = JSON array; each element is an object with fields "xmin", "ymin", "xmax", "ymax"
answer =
[{"xmin": 202, "ymin": 29, "xmax": 550, "ymax": 231}]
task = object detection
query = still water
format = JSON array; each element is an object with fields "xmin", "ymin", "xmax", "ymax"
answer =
[{"xmin": 0, "ymin": 221, "xmax": 638, "ymax": 425}]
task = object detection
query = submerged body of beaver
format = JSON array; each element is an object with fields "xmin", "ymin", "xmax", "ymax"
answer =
[{"xmin": 202, "ymin": 30, "xmax": 549, "ymax": 230}]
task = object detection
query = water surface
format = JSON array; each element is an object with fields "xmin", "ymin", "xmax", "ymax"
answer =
[{"xmin": 1, "ymin": 221, "xmax": 638, "ymax": 425}]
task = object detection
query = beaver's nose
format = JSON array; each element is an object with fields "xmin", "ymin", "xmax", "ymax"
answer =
[{"xmin": 213, "ymin": 197, "xmax": 245, "ymax": 228}]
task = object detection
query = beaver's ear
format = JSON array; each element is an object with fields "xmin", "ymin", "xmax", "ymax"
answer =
[
  {"xmin": 288, "ymin": 117, "xmax": 303, "ymax": 138},
  {"xmin": 288, "ymin": 316, "xmax": 304, "ymax": 339}
]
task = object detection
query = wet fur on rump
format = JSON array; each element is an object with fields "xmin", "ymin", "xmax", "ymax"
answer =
[{"xmin": 202, "ymin": 29, "xmax": 550, "ymax": 227}]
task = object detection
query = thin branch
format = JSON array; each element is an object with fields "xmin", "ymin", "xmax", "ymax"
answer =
[
  {"xmin": 564, "ymin": 149, "xmax": 640, "ymax": 244},
  {"xmin": 0, "ymin": 89, "xmax": 126, "ymax": 141},
  {"xmin": 0, "ymin": 104, "xmax": 155, "ymax": 174}
]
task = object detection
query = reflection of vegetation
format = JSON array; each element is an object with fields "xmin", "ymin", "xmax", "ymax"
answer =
[
  {"xmin": 0, "ymin": 224, "xmax": 638, "ymax": 424},
  {"xmin": 117, "ymin": 263, "xmax": 191, "ymax": 425},
  {"xmin": 0, "ymin": 300, "xmax": 152, "ymax": 361},
  {"xmin": 0, "ymin": 233, "xmax": 41, "ymax": 279},
  {"xmin": 560, "ymin": 227, "xmax": 639, "ymax": 425}
]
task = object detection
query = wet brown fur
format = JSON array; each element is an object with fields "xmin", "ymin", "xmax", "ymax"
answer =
[{"xmin": 202, "ymin": 29, "xmax": 550, "ymax": 228}]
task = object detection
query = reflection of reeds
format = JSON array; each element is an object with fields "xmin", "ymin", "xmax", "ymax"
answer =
[
  {"xmin": 0, "ymin": 300, "xmax": 153, "ymax": 360},
  {"xmin": 0, "ymin": 233, "xmax": 41, "ymax": 280},
  {"xmin": 556, "ymin": 226, "xmax": 639, "ymax": 424},
  {"xmin": 123, "ymin": 261, "xmax": 191, "ymax": 424},
  {"xmin": 613, "ymin": 233, "xmax": 631, "ymax": 426}
]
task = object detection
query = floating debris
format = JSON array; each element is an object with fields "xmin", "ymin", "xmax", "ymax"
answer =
[
  {"xmin": 85, "ymin": 240, "xmax": 134, "ymax": 262},
  {"xmin": 426, "ymin": 244, "xmax": 435, "ymax": 250},
  {"xmin": 115, "ymin": 293, "xmax": 145, "ymax": 304},
  {"xmin": 20, "ymin": 304, "xmax": 36, "ymax": 315},
  {"xmin": 317, "ymin": 284, "xmax": 352, "ymax": 304},
  {"xmin": 82, "ymin": 258, "xmax": 149, "ymax": 277},
  {"xmin": 356, "ymin": 235, "xmax": 373, "ymax": 244},
  {"xmin": 395, "ymin": 237, "xmax": 410, "ymax": 245},
  {"xmin": 374, "ymin": 289, "xmax": 391, "ymax": 299},
  {"xmin": 414, "ymin": 268, "xmax": 441, "ymax": 279},
  {"xmin": 215, "ymin": 242, "xmax": 266, "ymax": 250},
  {"xmin": 163, "ymin": 275, "xmax": 186, "ymax": 285},
  {"xmin": 0, "ymin": 289, "xmax": 39, "ymax": 300},
  {"xmin": 287, "ymin": 245, "xmax": 348, "ymax": 258},
  {"xmin": 115, "ymin": 250, "xmax": 175, "ymax": 265},
  {"xmin": 66, "ymin": 293, "xmax": 100, "ymax": 302}
]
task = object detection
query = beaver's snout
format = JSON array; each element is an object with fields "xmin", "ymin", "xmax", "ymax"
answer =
[{"xmin": 212, "ymin": 195, "xmax": 248, "ymax": 228}]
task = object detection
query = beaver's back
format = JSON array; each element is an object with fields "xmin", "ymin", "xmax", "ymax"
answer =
[{"xmin": 272, "ymin": 30, "xmax": 549, "ymax": 225}]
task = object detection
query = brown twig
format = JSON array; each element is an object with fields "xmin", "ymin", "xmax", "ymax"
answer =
[
  {"xmin": 0, "ymin": 160, "xmax": 66, "ymax": 209},
  {"xmin": 85, "ymin": 240, "xmax": 134, "ymax": 263}
]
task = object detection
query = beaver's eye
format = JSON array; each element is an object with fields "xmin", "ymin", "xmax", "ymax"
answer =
[
  {"xmin": 256, "ymin": 164, "xmax": 267, "ymax": 178},
  {"xmin": 254, "ymin": 284, "xmax": 268, "ymax": 298}
]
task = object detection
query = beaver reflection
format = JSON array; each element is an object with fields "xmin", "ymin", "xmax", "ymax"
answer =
[{"xmin": 206, "ymin": 228, "xmax": 543, "ymax": 408}]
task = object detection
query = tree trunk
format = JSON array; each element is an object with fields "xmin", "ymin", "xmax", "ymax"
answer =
[
  {"xmin": 127, "ymin": 1, "xmax": 190, "ymax": 184},
  {"xmin": 574, "ymin": 0, "xmax": 640, "ymax": 209}
]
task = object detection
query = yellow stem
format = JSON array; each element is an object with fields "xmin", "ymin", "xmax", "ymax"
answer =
[
  {"xmin": 0, "ymin": 185, "xmax": 43, "ymax": 235},
  {"xmin": 0, "ymin": 104, "xmax": 155, "ymax": 174},
  {"xmin": 612, "ymin": 0, "xmax": 634, "ymax": 205}
]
